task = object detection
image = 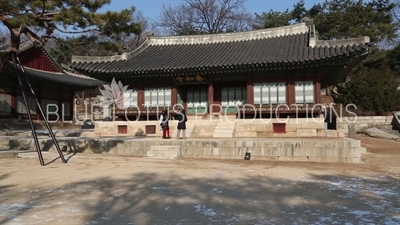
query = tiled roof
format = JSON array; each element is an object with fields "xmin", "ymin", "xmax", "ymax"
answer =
[
  {"xmin": 70, "ymin": 23, "xmax": 372, "ymax": 75},
  {"xmin": 2, "ymin": 41, "xmax": 105, "ymax": 87},
  {"xmin": 4, "ymin": 64, "xmax": 106, "ymax": 87}
]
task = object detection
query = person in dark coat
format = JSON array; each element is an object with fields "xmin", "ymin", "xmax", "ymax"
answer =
[
  {"xmin": 177, "ymin": 109, "xmax": 187, "ymax": 139},
  {"xmin": 160, "ymin": 110, "xmax": 170, "ymax": 139}
]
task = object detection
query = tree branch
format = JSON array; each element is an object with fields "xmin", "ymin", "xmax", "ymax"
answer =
[
  {"xmin": 53, "ymin": 26, "xmax": 101, "ymax": 34},
  {"xmin": 40, "ymin": 0, "xmax": 46, "ymax": 17}
]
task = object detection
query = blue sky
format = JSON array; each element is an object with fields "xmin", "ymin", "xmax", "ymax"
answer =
[
  {"xmin": 101, "ymin": 0, "xmax": 324, "ymax": 20},
  {"xmin": 1, "ymin": 0, "xmax": 323, "ymax": 35}
]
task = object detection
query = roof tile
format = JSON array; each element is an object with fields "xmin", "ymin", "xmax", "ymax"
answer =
[{"xmin": 70, "ymin": 23, "xmax": 371, "ymax": 74}]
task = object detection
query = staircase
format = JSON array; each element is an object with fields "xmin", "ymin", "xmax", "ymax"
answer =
[
  {"xmin": 147, "ymin": 145, "xmax": 181, "ymax": 159},
  {"xmin": 213, "ymin": 121, "xmax": 236, "ymax": 138}
]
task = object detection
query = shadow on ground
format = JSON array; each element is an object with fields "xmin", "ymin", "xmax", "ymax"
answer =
[{"xmin": 0, "ymin": 171, "xmax": 399, "ymax": 224}]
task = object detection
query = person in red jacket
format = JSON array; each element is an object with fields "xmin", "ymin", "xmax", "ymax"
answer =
[{"xmin": 159, "ymin": 110, "xmax": 170, "ymax": 139}]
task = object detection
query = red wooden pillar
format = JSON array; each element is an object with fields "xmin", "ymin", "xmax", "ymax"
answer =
[
  {"xmin": 246, "ymin": 80, "xmax": 254, "ymax": 105},
  {"xmin": 208, "ymin": 82, "xmax": 214, "ymax": 114},
  {"xmin": 287, "ymin": 77, "xmax": 295, "ymax": 106},
  {"xmin": 315, "ymin": 74, "xmax": 321, "ymax": 104},
  {"xmin": 171, "ymin": 86, "xmax": 177, "ymax": 108},
  {"xmin": 138, "ymin": 86, "xmax": 144, "ymax": 110},
  {"xmin": 182, "ymin": 88, "xmax": 187, "ymax": 112}
]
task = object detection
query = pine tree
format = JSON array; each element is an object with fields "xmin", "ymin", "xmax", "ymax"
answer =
[
  {"xmin": 335, "ymin": 52, "xmax": 400, "ymax": 115},
  {"xmin": 0, "ymin": 0, "xmax": 142, "ymax": 71}
]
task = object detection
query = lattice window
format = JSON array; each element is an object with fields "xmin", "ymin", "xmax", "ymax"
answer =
[
  {"xmin": 0, "ymin": 93, "xmax": 12, "ymax": 114},
  {"xmin": 295, "ymin": 81, "xmax": 314, "ymax": 104},
  {"xmin": 123, "ymin": 89, "xmax": 138, "ymax": 109},
  {"xmin": 17, "ymin": 96, "xmax": 37, "ymax": 114},
  {"xmin": 144, "ymin": 88, "xmax": 171, "ymax": 107},
  {"xmin": 40, "ymin": 99, "xmax": 58, "ymax": 115},
  {"xmin": 253, "ymin": 82, "xmax": 286, "ymax": 105},
  {"xmin": 221, "ymin": 86, "xmax": 247, "ymax": 107},
  {"xmin": 187, "ymin": 88, "xmax": 208, "ymax": 114}
]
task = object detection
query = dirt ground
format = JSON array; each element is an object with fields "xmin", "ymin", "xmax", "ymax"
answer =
[{"xmin": 0, "ymin": 134, "xmax": 399, "ymax": 225}]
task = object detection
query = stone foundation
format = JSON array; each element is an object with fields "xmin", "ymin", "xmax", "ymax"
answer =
[
  {"xmin": 92, "ymin": 116, "xmax": 344, "ymax": 138},
  {"xmin": 0, "ymin": 136, "xmax": 366, "ymax": 163}
]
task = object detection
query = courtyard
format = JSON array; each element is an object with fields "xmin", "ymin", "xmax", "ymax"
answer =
[{"xmin": 0, "ymin": 135, "xmax": 399, "ymax": 225}]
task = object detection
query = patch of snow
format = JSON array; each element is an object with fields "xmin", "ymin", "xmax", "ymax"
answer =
[
  {"xmin": 0, "ymin": 203, "xmax": 30, "ymax": 216},
  {"xmin": 193, "ymin": 204, "xmax": 218, "ymax": 217},
  {"xmin": 66, "ymin": 207, "xmax": 80, "ymax": 213},
  {"xmin": 151, "ymin": 186, "xmax": 166, "ymax": 190},
  {"xmin": 212, "ymin": 188, "xmax": 223, "ymax": 194}
]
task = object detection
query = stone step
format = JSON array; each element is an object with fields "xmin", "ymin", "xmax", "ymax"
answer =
[
  {"xmin": 213, "ymin": 129, "xmax": 235, "ymax": 138},
  {"xmin": 197, "ymin": 132, "xmax": 215, "ymax": 138},
  {"xmin": 171, "ymin": 129, "xmax": 195, "ymax": 137},
  {"xmin": 149, "ymin": 146, "xmax": 181, "ymax": 151},
  {"xmin": 147, "ymin": 145, "xmax": 181, "ymax": 159},
  {"xmin": 213, "ymin": 133, "xmax": 234, "ymax": 138},
  {"xmin": 215, "ymin": 126, "xmax": 235, "ymax": 130},
  {"xmin": 214, "ymin": 129, "xmax": 235, "ymax": 133}
]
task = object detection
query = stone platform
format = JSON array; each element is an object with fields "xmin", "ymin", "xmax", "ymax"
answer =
[{"xmin": 0, "ymin": 134, "xmax": 366, "ymax": 163}]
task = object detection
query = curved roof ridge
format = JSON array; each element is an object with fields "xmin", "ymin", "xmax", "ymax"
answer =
[
  {"xmin": 71, "ymin": 23, "xmax": 309, "ymax": 64},
  {"xmin": 71, "ymin": 38, "xmax": 150, "ymax": 63},
  {"xmin": 148, "ymin": 23, "xmax": 309, "ymax": 46},
  {"xmin": 314, "ymin": 36, "xmax": 370, "ymax": 47}
]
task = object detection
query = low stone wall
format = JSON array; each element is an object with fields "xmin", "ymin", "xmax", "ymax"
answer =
[
  {"xmin": 0, "ymin": 137, "xmax": 366, "ymax": 163},
  {"xmin": 336, "ymin": 116, "xmax": 394, "ymax": 134},
  {"xmin": 0, "ymin": 119, "xmax": 81, "ymax": 130}
]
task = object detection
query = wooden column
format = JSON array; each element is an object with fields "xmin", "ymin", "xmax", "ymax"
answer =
[
  {"xmin": 182, "ymin": 88, "xmax": 187, "ymax": 111},
  {"xmin": 138, "ymin": 86, "xmax": 144, "ymax": 110},
  {"xmin": 315, "ymin": 74, "xmax": 321, "ymax": 104},
  {"xmin": 208, "ymin": 82, "xmax": 214, "ymax": 114},
  {"xmin": 171, "ymin": 86, "xmax": 178, "ymax": 107},
  {"xmin": 287, "ymin": 77, "xmax": 295, "ymax": 105},
  {"xmin": 246, "ymin": 80, "xmax": 254, "ymax": 105}
]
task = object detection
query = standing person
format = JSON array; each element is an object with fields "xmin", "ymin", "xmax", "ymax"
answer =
[
  {"xmin": 176, "ymin": 109, "xmax": 187, "ymax": 139},
  {"xmin": 159, "ymin": 110, "xmax": 170, "ymax": 139}
]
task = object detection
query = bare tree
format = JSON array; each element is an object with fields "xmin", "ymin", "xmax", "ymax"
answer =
[{"xmin": 159, "ymin": 0, "xmax": 253, "ymax": 35}]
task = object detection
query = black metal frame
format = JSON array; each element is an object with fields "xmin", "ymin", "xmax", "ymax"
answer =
[{"xmin": 11, "ymin": 53, "xmax": 67, "ymax": 166}]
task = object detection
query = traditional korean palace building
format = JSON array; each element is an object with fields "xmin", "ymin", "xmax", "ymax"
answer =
[
  {"xmin": 0, "ymin": 41, "xmax": 105, "ymax": 124},
  {"xmin": 69, "ymin": 20, "xmax": 372, "ymax": 138}
]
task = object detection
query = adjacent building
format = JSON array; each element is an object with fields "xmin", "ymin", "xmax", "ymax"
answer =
[{"xmin": 0, "ymin": 41, "xmax": 105, "ymax": 124}]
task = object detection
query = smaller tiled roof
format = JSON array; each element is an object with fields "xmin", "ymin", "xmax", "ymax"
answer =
[
  {"xmin": 70, "ymin": 22, "xmax": 372, "ymax": 75},
  {"xmin": 4, "ymin": 65, "xmax": 105, "ymax": 87},
  {"xmin": 2, "ymin": 41, "xmax": 105, "ymax": 87}
]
